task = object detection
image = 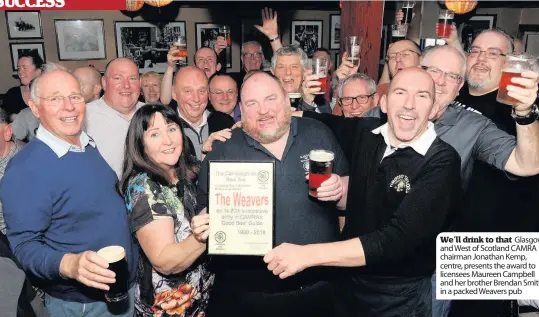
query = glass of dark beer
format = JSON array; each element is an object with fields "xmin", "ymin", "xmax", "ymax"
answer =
[
  {"xmin": 97, "ymin": 245, "xmax": 129, "ymax": 303},
  {"xmin": 308, "ymin": 149, "xmax": 334, "ymax": 197},
  {"xmin": 288, "ymin": 92, "xmax": 302, "ymax": 109},
  {"xmin": 311, "ymin": 57, "xmax": 328, "ymax": 95},
  {"xmin": 437, "ymin": 10, "xmax": 454, "ymax": 38},
  {"xmin": 497, "ymin": 54, "xmax": 536, "ymax": 106}
]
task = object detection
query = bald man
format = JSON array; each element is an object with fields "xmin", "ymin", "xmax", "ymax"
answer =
[
  {"xmin": 171, "ymin": 66, "xmax": 234, "ymax": 160},
  {"xmin": 85, "ymin": 58, "xmax": 145, "ymax": 178},
  {"xmin": 281, "ymin": 68, "xmax": 461, "ymax": 316},
  {"xmin": 73, "ymin": 66, "xmax": 102, "ymax": 103}
]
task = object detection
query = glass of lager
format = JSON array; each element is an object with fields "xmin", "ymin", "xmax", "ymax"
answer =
[
  {"xmin": 97, "ymin": 245, "xmax": 129, "ymax": 303},
  {"xmin": 497, "ymin": 54, "xmax": 536, "ymax": 106},
  {"xmin": 308, "ymin": 149, "xmax": 334, "ymax": 197}
]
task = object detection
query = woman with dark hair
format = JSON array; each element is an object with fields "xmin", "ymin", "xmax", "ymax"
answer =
[
  {"xmin": 3, "ymin": 52, "xmax": 43, "ymax": 116},
  {"xmin": 119, "ymin": 104, "xmax": 214, "ymax": 317}
]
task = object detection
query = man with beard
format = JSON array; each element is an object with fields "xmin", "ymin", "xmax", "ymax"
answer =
[
  {"xmin": 285, "ymin": 67, "xmax": 461, "ymax": 317},
  {"xmin": 448, "ymin": 28, "xmax": 539, "ymax": 317},
  {"xmin": 197, "ymin": 71, "xmax": 348, "ymax": 317}
]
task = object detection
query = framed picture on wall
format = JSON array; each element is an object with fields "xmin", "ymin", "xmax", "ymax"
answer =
[
  {"xmin": 460, "ymin": 15, "xmax": 497, "ymax": 52},
  {"xmin": 9, "ymin": 42, "xmax": 45, "ymax": 71},
  {"xmin": 330, "ymin": 15, "xmax": 340, "ymax": 50},
  {"xmin": 291, "ymin": 20, "xmax": 323, "ymax": 57},
  {"xmin": 195, "ymin": 23, "xmax": 232, "ymax": 68},
  {"xmin": 5, "ymin": 11, "xmax": 43, "ymax": 39},
  {"xmin": 55, "ymin": 19, "xmax": 106, "ymax": 61},
  {"xmin": 114, "ymin": 21, "xmax": 186, "ymax": 73}
]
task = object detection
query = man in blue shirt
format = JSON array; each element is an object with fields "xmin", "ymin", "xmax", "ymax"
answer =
[{"xmin": 0, "ymin": 63, "xmax": 137, "ymax": 317}]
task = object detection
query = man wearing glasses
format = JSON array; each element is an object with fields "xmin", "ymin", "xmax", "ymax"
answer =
[
  {"xmin": 377, "ymin": 40, "xmax": 422, "ymax": 97},
  {"xmin": 336, "ymin": 73, "xmax": 379, "ymax": 118},
  {"xmin": 208, "ymin": 73, "xmax": 241, "ymax": 122},
  {"xmin": 448, "ymin": 29, "xmax": 539, "ymax": 317}
]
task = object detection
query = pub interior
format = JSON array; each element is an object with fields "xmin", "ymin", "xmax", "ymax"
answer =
[{"xmin": 1, "ymin": 1, "xmax": 539, "ymax": 317}]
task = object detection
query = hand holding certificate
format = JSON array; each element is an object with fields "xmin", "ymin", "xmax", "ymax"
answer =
[{"xmin": 208, "ymin": 161, "xmax": 275, "ymax": 256}]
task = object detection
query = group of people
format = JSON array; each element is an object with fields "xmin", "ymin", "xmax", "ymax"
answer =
[{"xmin": 0, "ymin": 6, "xmax": 538, "ymax": 317}]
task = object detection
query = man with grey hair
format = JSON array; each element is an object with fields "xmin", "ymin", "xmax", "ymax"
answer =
[
  {"xmin": 335, "ymin": 73, "xmax": 379, "ymax": 118},
  {"xmin": 270, "ymin": 45, "xmax": 308, "ymax": 94},
  {"xmin": 1, "ymin": 64, "xmax": 137, "ymax": 317},
  {"xmin": 241, "ymin": 41, "xmax": 264, "ymax": 73},
  {"xmin": 85, "ymin": 57, "xmax": 144, "ymax": 178}
]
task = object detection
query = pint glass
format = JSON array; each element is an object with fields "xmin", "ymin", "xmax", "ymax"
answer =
[
  {"xmin": 288, "ymin": 92, "xmax": 302, "ymax": 109},
  {"xmin": 437, "ymin": 10, "xmax": 454, "ymax": 38},
  {"xmin": 402, "ymin": 1, "xmax": 415, "ymax": 24},
  {"xmin": 346, "ymin": 36, "xmax": 361, "ymax": 66},
  {"xmin": 311, "ymin": 57, "xmax": 328, "ymax": 95},
  {"xmin": 308, "ymin": 150, "xmax": 334, "ymax": 197},
  {"xmin": 497, "ymin": 54, "xmax": 536, "ymax": 106},
  {"xmin": 97, "ymin": 245, "xmax": 129, "ymax": 303},
  {"xmin": 173, "ymin": 36, "xmax": 188, "ymax": 66}
]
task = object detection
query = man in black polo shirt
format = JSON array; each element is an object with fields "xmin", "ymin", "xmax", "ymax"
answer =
[
  {"xmin": 268, "ymin": 68, "xmax": 461, "ymax": 317},
  {"xmin": 197, "ymin": 71, "xmax": 348, "ymax": 317}
]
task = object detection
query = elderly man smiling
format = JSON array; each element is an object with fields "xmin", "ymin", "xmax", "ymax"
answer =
[{"xmin": 0, "ymin": 63, "xmax": 137, "ymax": 317}]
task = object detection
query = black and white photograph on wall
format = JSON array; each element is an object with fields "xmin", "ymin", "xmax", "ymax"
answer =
[
  {"xmin": 9, "ymin": 43, "xmax": 45, "ymax": 71},
  {"xmin": 242, "ymin": 19, "xmax": 273, "ymax": 71},
  {"xmin": 330, "ymin": 15, "xmax": 340, "ymax": 50},
  {"xmin": 115, "ymin": 21, "xmax": 186, "ymax": 73},
  {"xmin": 196, "ymin": 23, "xmax": 232, "ymax": 68},
  {"xmin": 459, "ymin": 15, "xmax": 497, "ymax": 52},
  {"xmin": 5, "ymin": 11, "xmax": 43, "ymax": 39},
  {"xmin": 291, "ymin": 20, "xmax": 322, "ymax": 57},
  {"xmin": 55, "ymin": 20, "xmax": 106, "ymax": 61}
]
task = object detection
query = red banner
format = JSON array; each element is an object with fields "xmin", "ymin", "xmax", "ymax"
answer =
[{"xmin": 0, "ymin": 0, "xmax": 127, "ymax": 10}]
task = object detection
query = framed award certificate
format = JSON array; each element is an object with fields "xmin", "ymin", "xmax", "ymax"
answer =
[{"xmin": 208, "ymin": 161, "xmax": 275, "ymax": 256}]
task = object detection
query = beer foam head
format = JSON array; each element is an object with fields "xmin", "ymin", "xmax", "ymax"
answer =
[
  {"xmin": 309, "ymin": 150, "xmax": 334, "ymax": 162},
  {"xmin": 502, "ymin": 67, "xmax": 524, "ymax": 73},
  {"xmin": 97, "ymin": 246, "xmax": 126, "ymax": 263},
  {"xmin": 288, "ymin": 92, "xmax": 302, "ymax": 98}
]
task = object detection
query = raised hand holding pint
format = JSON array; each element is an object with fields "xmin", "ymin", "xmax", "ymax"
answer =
[{"xmin": 497, "ymin": 54, "xmax": 536, "ymax": 106}]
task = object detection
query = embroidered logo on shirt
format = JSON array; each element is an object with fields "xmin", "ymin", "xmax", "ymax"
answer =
[
  {"xmin": 390, "ymin": 175, "xmax": 411, "ymax": 193},
  {"xmin": 300, "ymin": 154, "xmax": 310, "ymax": 172}
]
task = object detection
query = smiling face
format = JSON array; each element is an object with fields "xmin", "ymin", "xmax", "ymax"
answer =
[
  {"xmin": 381, "ymin": 68, "xmax": 437, "ymax": 146},
  {"xmin": 209, "ymin": 75, "xmax": 238, "ymax": 115},
  {"xmin": 28, "ymin": 70, "xmax": 85, "ymax": 145},
  {"xmin": 102, "ymin": 58, "xmax": 141, "ymax": 114},
  {"xmin": 195, "ymin": 48, "xmax": 221, "ymax": 78},
  {"xmin": 271, "ymin": 54, "xmax": 304, "ymax": 93},
  {"xmin": 466, "ymin": 31, "xmax": 510, "ymax": 93},
  {"xmin": 421, "ymin": 47, "xmax": 465, "ymax": 117},
  {"xmin": 241, "ymin": 73, "xmax": 291, "ymax": 144},
  {"xmin": 17, "ymin": 57, "xmax": 41, "ymax": 86},
  {"xmin": 173, "ymin": 66, "xmax": 209, "ymax": 125},
  {"xmin": 243, "ymin": 43, "xmax": 263, "ymax": 72},
  {"xmin": 141, "ymin": 74, "xmax": 161, "ymax": 104},
  {"xmin": 143, "ymin": 112, "xmax": 183, "ymax": 174},
  {"xmin": 340, "ymin": 79, "xmax": 379, "ymax": 118}
]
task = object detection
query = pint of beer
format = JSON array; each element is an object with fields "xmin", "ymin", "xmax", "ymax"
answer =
[
  {"xmin": 311, "ymin": 57, "xmax": 328, "ymax": 95},
  {"xmin": 402, "ymin": 1, "xmax": 415, "ymax": 24},
  {"xmin": 346, "ymin": 36, "xmax": 361, "ymax": 66},
  {"xmin": 173, "ymin": 36, "xmax": 188, "ymax": 67},
  {"xmin": 288, "ymin": 92, "xmax": 302, "ymax": 109},
  {"xmin": 437, "ymin": 10, "xmax": 454, "ymax": 38},
  {"xmin": 308, "ymin": 150, "xmax": 334, "ymax": 197},
  {"xmin": 97, "ymin": 245, "xmax": 129, "ymax": 303},
  {"xmin": 497, "ymin": 54, "xmax": 536, "ymax": 106}
]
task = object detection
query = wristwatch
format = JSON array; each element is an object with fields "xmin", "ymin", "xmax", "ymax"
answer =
[
  {"xmin": 269, "ymin": 36, "xmax": 280, "ymax": 43},
  {"xmin": 512, "ymin": 104, "xmax": 539, "ymax": 125}
]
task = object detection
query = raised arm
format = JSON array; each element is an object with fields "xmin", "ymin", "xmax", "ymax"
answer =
[
  {"xmin": 255, "ymin": 8, "xmax": 282, "ymax": 52},
  {"xmin": 160, "ymin": 46, "xmax": 183, "ymax": 105}
]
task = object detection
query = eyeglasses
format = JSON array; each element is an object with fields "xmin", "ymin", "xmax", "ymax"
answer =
[
  {"xmin": 386, "ymin": 49, "xmax": 420, "ymax": 62},
  {"xmin": 38, "ymin": 94, "xmax": 85, "ymax": 106},
  {"xmin": 421, "ymin": 66, "xmax": 462, "ymax": 84},
  {"xmin": 339, "ymin": 93, "xmax": 375, "ymax": 106},
  {"xmin": 211, "ymin": 89, "xmax": 237, "ymax": 96},
  {"xmin": 467, "ymin": 48, "xmax": 506, "ymax": 59},
  {"xmin": 243, "ymin": 52, "xmax": 262, "ymax": 59}
]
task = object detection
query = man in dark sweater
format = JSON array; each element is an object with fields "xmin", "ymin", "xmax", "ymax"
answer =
[
  {"xmin": 198, "ymin": 71, "xmax": 348, "ymax": 317},
  {"xmin": 266, "ymin": 68, "xmax": 461, "ymax": 317},
  {"xmin": 0, "ymin": 65, "xmax": 137, "ymax": 317}
]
